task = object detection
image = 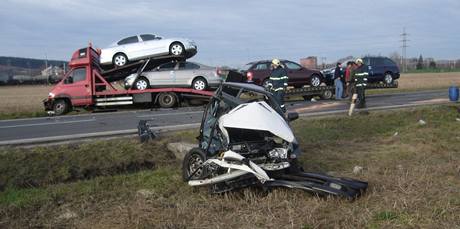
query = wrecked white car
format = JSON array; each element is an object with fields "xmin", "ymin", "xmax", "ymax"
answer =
[{"xmin": 181, "ymin": 82, "xmax": 368, "ymax": 198}]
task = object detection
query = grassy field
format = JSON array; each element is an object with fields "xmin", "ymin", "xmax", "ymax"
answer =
[
  {"xmin": 0, "ymin": 71, "xmax": 459, "ymax": 120},
  {"xmin": 1, "ymin": 105, "xmax": 459, "ymax": 228}
]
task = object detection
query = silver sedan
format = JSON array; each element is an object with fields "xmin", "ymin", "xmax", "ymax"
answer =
[{"xmin": 125, "ymin": 62, "xmax": 223, "ymax": 91}]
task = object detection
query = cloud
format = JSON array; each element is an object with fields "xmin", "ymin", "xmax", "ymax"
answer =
[{"xmin": 0, "ymin": 0, "xmax": 459, "ymax": 67}]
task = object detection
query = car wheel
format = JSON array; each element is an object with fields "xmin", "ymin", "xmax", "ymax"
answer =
[
  {"xmin": 320, "ymin": 90, "xmax": 333, "ymax": 100},
  {"xmin": 158, "ymin": 92, "xmax": 177, "ymax": 108},
  {"xmin": 134, "ymin": 77, "xmax": 149, "ymax": 90},
  {"xmin": 113, "ymin": 53, "xmax": 128, "ymax": 67},
  {"xmin": 53, "ymin": 99, "xmax": 69, "ymax": 115},
  {"xmin": 262, "ymin": 78, "xmax": 271, "ymax": 89},
  {"xmin": 384, "ymin": 73, "xmax": 393, "ymax": 84},
  {"xmin": 170, "ymin": 42, "xmax": 185, "ymax": 56},
  {"xmin": 192, "ymin": 77, "xmax": 207, "ymax": 91},
  {"xmin": 310, "ymin": 75, "xmax": 321, "ymax": 87},
  {"xmin": 182, "ymin": 148, "xmax": 208, "ymax": 181}
]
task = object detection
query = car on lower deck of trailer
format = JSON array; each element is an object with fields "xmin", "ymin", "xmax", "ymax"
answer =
[{"xmin": 124, "ymin": 61, "xmax": 223, "ymax": 91}]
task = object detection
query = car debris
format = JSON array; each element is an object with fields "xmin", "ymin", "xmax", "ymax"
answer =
[
  {"xmin": 138, "ymin": 120, "xmax": 157, "ymax": 143},
  {"xmin": 181, "ymin": 82, "xmax": 368, "ymax": 199}
]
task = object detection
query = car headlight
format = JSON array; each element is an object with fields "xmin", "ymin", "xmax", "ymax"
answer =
[
  {"xmin": 48, "ymin": 92, "xmax": 55, "ymax": 98},
  {"xmin": 268, "ymin": 148, "xmax": 288, "ymax": 159},
  {"xmin": 125, "ymin": 74, "xmax": 137, "ymax": 85}
]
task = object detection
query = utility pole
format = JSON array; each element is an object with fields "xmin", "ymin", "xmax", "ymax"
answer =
[{"xmin": 400, "ymin": 27, "xmax": 409, "ymax": 72}]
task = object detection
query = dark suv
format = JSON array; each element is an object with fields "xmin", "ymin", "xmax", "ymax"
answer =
[
  {"xmin": 321, "ymin": 57, "xmax": 400, "ymax": 85},
  {"xmin": 242, "ymin": 60, "xmax": 324, "ymax": 88},
  {"xmin": 362, "ymin": 57, "xmax": 400, "ymax": 84}
]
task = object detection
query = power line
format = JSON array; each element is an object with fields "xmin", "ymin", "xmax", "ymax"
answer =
[{"xmin": 400, "ymin": 27, "xmax": 410, "ymax": 72}]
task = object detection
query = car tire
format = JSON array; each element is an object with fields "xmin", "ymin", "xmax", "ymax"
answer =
[
  {"xmin": 158, "ymin": 92, "xmax": 177, "ymax": 108},
  {"xmin": 262, "ymin": 79, "xmax": 270, "ymax": 89},
  {"xmin": 113, "ymin": 53, "xmax": 128, "ymax": 67},
  {"xmin": 320, "ymin": 90, "xmax": 333, "ymax": 100},
  {"xmin": 182, "ymin": 148, "xmax": 208, "ymax": 182},
  {"xmin": 192, "ymin": 77, "xmax": 208, "ymax": 91},
  {"xmin": 134, "ymin": 77, "xmax": 149, "ymax": 90},
  {"xmin": 169, "ymin": 42, "xmax": 185, "ymax": 56},
  {"xmin": 53, "ymin": 99, "xmax": 69, "ymax": 115},
  {"xmin": 310, "ymin": 74, "xmax": 321, "ymax": 87},
  {"xmin": 384, "ymin": 73, "xmax": 393, "ymax": 84}
]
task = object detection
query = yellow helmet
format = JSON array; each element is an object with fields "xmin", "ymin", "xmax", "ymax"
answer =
[
  {"xmin": 272, "ymin": 59, "xmax": 281, "ymax": 66},
  {"xmin": 355, "ymin": 58, "xmax": 363, "ymax": 64}
]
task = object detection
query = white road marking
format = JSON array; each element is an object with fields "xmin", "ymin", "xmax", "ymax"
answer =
[
  {"xmin": 137, "ymin": 111, "xmax": 202, "ymax": 118},
  {"xmin": 0, "ymin": 119, "xmax": 95, "ymax": 129}
]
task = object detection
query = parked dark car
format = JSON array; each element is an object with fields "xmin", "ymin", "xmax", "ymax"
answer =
[
  {"xmin": 242, "ymin": 60, "xmax": 324, "ymax": 88},
  {"xmin": 321, "ymin": 57, "xmax": 400, "ymax": 85}
]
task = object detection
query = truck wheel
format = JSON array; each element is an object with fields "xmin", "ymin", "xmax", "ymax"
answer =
[
  {"xmin": 320, "ymin": 90, "xmax": 333, "ymax": 100},
  {"xmin": 170, "ymin": 42, "xmax": 185, "ymax": 56},
  {"xmin": 113, "ymin": 53, "xmax": 128, "ymax": 67},
  {"xmin": 182, "ymin": 148, "xmax": 207, "ymax": 181},
  {"xmin": 192, "ymin": 77, "xmax": 207, "ymax": 91},
  {"xmin": 158, "ymin": 92, "xmax": 177, "ymax": 108},
  {"xmin": 134, "ymin": 77, "xmax": 149, "ymax": 90},
  {"xmin": 53, "ymin": 99, "xmax": 69, "ymax": 115},
  {"xmin": 310, "ymin": 74, "xmax": 321, "ymax": 87}
]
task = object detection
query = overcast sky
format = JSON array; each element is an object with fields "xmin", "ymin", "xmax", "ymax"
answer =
[{"xmin": 0, "ymin": 0, "xmax": 459, "ymax": 67}]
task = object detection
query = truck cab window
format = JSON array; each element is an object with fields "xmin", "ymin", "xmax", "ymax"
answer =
[{"xmin": 65, "ymin": 68, "xmax": 87, "ymax": 84}]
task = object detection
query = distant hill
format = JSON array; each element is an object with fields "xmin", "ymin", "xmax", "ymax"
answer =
[{"xmin": 0, "ymin": 56, "xmax": 67, "ymax": 69}]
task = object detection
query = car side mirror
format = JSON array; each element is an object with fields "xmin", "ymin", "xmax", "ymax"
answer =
[
  {"xmin": 287, "ymin": 112, "xmax": 299, "ymax": 122},
  {"xmin": 64, "ymin": 77, "xmax": 73, "ymax": 84}
]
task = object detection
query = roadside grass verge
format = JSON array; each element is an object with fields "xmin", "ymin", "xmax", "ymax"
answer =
[{"xmin": 1, "ymin": 105, "xmax": 460, "ymax": 228}]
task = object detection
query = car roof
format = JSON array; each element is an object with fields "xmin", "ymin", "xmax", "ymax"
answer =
[
  {"xmin": 246, "ymin": 59, "xmax": 292, "ymax": 65},
  {"xmin": 222, "ymin": 82, "xmax": 269, "ymax": 94}
]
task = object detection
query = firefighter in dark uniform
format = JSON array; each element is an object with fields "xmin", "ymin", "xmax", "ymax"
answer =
[
  {"xmin": 352, "ymin": 58, "xmax": 369, "ymax": 108},
  {"xmin": 267, "ymin": 59, "xmax": 288, "ymax": 112}
]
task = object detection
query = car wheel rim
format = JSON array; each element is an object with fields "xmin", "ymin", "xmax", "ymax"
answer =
[
  {"xmin": 55, "ymin": 103, "xmax": 64, "ymax": 113},
  {"xmin": 189, "ymin": 154, "xmax": 203, "ymax": 178},
  {"xmin": 114, "ymin": 55, "xmax": 126, "ymax": 66},
  {"xmin": 162, "ymin": 96, "xmax": 172, "ymax": 105},
  {"xmin": 312, "ymin": 77, "xmax": 320, "ymax": 86},
  {"xmin": 171, "ymin": 45, "xmax": 183, "ymax": 55},
  {"xmin": 194, "ymin": 80, "xmax": 205, "ymax": 90},
  {"xmin": 263, "ymin": 80, "xmax": 270, "ymax": 89},
  {"xmin": 136, "ymin": 80, "xmax": 147, "ymax": 90},
  {"xmin": 385, "ymin": 75, "xmax": 392, "ymax": 84}
]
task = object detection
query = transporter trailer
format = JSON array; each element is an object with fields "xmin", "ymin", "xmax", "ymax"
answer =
[{"xmin": 44, "ymin": 46, "xmax": 214, "ymax": 115}]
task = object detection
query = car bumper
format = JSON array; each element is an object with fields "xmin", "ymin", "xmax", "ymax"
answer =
[
  {"xmin": 185, "ymin": 47, "xmax": 197, "ymax": 58},
  {"xmin": 43, "ymin": 98, "xmax": 54, "ymax": 111}
]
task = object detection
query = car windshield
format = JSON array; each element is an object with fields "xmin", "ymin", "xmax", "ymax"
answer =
[{"xmin": 241, "ymin": 64, "xmax": 253, "ymax": 71}]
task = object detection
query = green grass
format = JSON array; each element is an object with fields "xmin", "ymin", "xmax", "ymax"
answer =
[{"xmin": 1, "ymin": 105, "xmax": 460, "ymax": 228}]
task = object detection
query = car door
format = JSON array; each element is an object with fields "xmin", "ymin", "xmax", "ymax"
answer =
[
  {"xmin": 368, "ymin": 57, "xmax": 384, "ymax": 82},
  {"xmin": 61, "ymin": 67, "xmax": 92, "ymax": 106},
  {"xmin": 139, "ymin": 34, "xmax": 166, "ymax": 57},
  {"xmin": 252, "ymin": 62, "xmax": 270, "ymax": 85},
  {"xmin": 147, "ymin": 62, "xmax": 177, "ymax": 87},
  {"xmin": 117, "ymin": 36, "xmax": 143, "ymax": 60},
  {"xmin": 174, "ymin": 62, "xmax": 201, "ymax": 87},
  {"xmin": 283, "ymin": 61, "xmax": 304, "ymax": 84}
]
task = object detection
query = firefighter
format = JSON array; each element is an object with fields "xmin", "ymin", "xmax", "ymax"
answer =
[
  {"xmin": 267, "ymin": 59, "xmax": 288, "ymax": 112},
  {"xmin": 353, "ymin": 58, "xmax": 369, "ymax": 108}
]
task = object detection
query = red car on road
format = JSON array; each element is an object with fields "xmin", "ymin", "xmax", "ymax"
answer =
[{"xmin": 242, "ymin": 60, "xmax": 324, "ymax": 88}]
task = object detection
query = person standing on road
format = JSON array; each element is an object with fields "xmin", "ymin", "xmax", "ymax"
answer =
[
  {"xmin": 333, "ymin": 62, "xmax": 343, "ymax": 100},
  {"xmin": 267, "ymin": 59, "xmax": 288, "ymax": 112},
  {"xmin": 352, "ymin": 58, "xmax": 369, "ymax": 108},
  {"xmin": 344, "ymin": 61, "xmax": 353, "ymax": 98}
]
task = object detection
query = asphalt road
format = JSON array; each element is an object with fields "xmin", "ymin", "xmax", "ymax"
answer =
[{"xmin": 0, "ymin": 90, "xmax": 449, "ymax": 146}]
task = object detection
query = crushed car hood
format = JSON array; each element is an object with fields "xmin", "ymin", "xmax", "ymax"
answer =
[{"xmin": 219, "ymin": 101, "xmax": 295, "ymax": 142}]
